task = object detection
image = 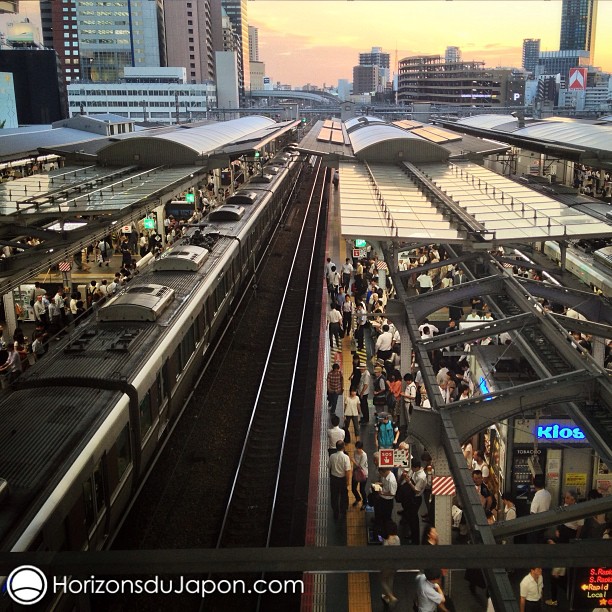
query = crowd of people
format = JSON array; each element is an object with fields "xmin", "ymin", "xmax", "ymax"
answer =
[{"xmin": 323, "ymin": 244, "xmax": 611, "ymax": 611}]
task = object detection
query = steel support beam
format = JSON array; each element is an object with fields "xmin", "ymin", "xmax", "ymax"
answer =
[
  {"xmin": 406, "ymin": 275, "xmax": 506, "ymax": 322},
  {"xmin": 492, "ymin": 495, "xmax": 612, "ymax": 539},
  {"xmin": 416, "ymin": 313, "xmax": 536, "ymax": 352},
  {"xmin": 396, "ymin": 252, "xmax": 479, "ymax": 280},
  {"xmin": 552, "ymin": 313, "xmax": 612, "ymax": 338},
  {"xmin": 446, "ymin": 370, "xmax": 597, "ymax": 441},
  {"xmin": 0, "ymin": 543, "xmax": 610, "ymax": 575}
]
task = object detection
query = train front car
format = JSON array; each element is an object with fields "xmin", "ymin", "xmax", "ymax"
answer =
[{"xmin": 0, "ymin": 148, "xmax": 300, "ymax": 610}]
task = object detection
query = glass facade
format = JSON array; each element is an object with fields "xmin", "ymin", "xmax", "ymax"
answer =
[{"xmin": 559, "ymin": 0, "xmax": 598, "ymax": 58}]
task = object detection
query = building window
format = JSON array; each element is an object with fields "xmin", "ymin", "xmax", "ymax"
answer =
[
  {"xmin": 188, "ymin": 20, "xmax": 193, "ymax": 25},
  {"xmin": 188, "ymin": 28, "xmax": 193, "ymax": 34}
]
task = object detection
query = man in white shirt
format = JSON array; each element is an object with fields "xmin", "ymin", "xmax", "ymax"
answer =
[
  {"xmin": 356, "ymin": 364, "xmax": 371, "ymax": 424},
  {"xmin": 417, "ymin": 273, "xmax": 433, "ymax": 294},
  {"xmin": 374, "ymin": 467, "xmax": 397, "ymax": 536},
  {"xmin": 419, "ymin": 320, "xmax": 439, "ymax": 336},
  {"xmin": 341, "ymin": 258, "xmax": 353, "ymax": 292},
  {"xmin": 375, "ymin": 324, "xmax": 394, "ymax": 362},
  {"xmin": 466, "ymin": 308, "xmax": 482, "ymax": 321},
  {"xmin": 519, "ymin": 567, "xmax": 543, "ymax": 612},
  {"xmin": 415, "ymin": 569, "xmax": 447, "ymax": 612},
  {"xmin": 329, "ymin": 440, "xmax": 351, "ymax": 521},
  {"xmin": 327, "ymin": 414, "xmax": 345, "ymax": 456},
  {"xmin": 399, "ymin": 459, "xmax": 427, "ymax": 544},
  {"xmin": 529, "ymin": 474, "xmax": 551, "ymax": 543}
]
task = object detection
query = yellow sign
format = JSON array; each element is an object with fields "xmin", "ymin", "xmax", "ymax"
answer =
[{"xmin": 565, "ymin": 472, "xmax": 587, "ymax": 487}]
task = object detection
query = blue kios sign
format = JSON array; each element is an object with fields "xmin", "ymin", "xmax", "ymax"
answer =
[{"xmin": 536, "ymin": 424, "xmax": 585, "ymax": 441}]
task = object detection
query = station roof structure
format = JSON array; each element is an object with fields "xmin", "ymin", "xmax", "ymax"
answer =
[
  {"xmin": 337, "ymin": 159, "xmax": 612, "ymax": 246},
  {"xmin": 0, "ymin": 116, "xmax": 300, "ymax": 290},
  {"xmin": 299, "ymin": 117, "xmax": 510, "ymax": 164},
  {"xmin": 97, "ymin": 116, "xmax": 298, "ymax": 167},
  {"xmin": 442, "ymin": 114, "xmax": 612, "ymax": 169}
]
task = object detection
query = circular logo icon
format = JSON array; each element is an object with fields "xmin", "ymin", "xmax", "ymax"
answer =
[{"xmin": 6, "ymin": 565, "xmax": 48, "ymax": 605}]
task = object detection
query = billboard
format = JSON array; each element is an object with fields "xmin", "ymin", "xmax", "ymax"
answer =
[{"xmin": 568, "ymin": 67, "xmax": 587, "ymax": 91}]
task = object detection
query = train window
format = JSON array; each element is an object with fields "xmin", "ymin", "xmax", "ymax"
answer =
[
  {"xmin": 116, "ymin": 424, "xmax": 131, "ymax": 480},
  {"xmin": 232, "ymin": 257, "xmax": 240, "ymax": 283},
  {"xmin": 93, "ymin": 464, "xmax": 105, "ymax": 515},
  {"xmin": 83, "ymin": 480, "xmax": 95, "ymax": 531},
  {"xmin": 83, "ymin": 460, "xmax": 106, "ymax": 533},
  {"xmin": 139, "ymin": 391, "xmax": 153, "ymax": 438},
  {"xmin": 180, "ymin": 324, "xmax": 196, "ymax": 366}
]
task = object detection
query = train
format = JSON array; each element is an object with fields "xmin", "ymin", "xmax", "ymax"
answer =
[
  {"xmin": 0, "ymin": 150, "xmax": 301, "ymax": 607},
  {"xmin": 538, "ymin": 241, "xmax": 612, "ymax": 298}
]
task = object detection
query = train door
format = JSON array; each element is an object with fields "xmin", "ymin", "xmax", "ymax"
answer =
[
  {"xmin": 157, "ymin": 363, "xmax": 170, "ymax": 439},
  {"xmin": 82, "ymin": 459, "xmax": 107, "ymax": 550}
]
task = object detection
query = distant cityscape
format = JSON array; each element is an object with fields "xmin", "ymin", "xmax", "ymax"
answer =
[{"xmin": 0, "ymin": 0, "xmax": 608, "ymax": 127}]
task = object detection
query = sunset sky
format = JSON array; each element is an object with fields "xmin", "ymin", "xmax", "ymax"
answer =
[{"xmin": 249, "ymin": 1, "xmax": 612, "ymax": 87}]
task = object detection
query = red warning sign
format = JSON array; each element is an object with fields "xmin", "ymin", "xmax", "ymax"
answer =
[
  {"xmin": 379, "ymin": 449, "xmax": 395, "ymax": 468},
  {"xmin": 568, "ymin": 67, "xmax": 587, "ymax": 91}
]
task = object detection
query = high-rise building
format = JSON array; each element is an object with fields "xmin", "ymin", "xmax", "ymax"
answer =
[
  {"xmin": 163, "ymin": 0, "xmax": 220, "ymax": 84},
  {"xmin": 522, "ymin": 39, "xmax": 540, "ymax": 73},
  {"xmin": 560, "ymin": 0, "xmax": 597, "ymax": 59},
  {"xmin": 445, "ymin": 46, "xmax": 461, "ymax": 63},
  {"xmin": 536, "ymin": 49, "xmax": 590, "ymax": 84},
  {"xmin": 248, "ymin": 25, "xmax": 258, "ymax": 62},
  {"xmin": 352, "ymin": 65, "xmax": 380, "ymax": 95},
  {"xmin": 0, "ymin": 48, "xmax": 67, "ymax": 122},
  {"xmin": 40, "ymin": 0, "xmax": 165, "ymax": 85},
  {"xmin": 221, "ymin": 0, "xmax": 249, "ymax": 96},
  {"xmin": 359, "ymin": 46, "xmax": 390, "ymax": 71}
]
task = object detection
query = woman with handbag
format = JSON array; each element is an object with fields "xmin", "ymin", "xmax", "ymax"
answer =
[{"xmin": 351, "ymin": 440, "xmax": 369, "ymax": 509}]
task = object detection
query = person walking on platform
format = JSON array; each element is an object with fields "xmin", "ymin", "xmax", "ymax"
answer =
[
  {"xmin": 341, "ymin": 294, "xmax": 354, "ymax": 337},
  {"xmin": 327, "ymin": 414, "xmax": 345, "ymax": 457},
  {"xmin": 343, "ymin": 387, "xmax": 361, "ymax": 442},
  {"xmin": 326, "ymin": 363, "xmax": 343, "ymax": 413},
  {"xmin": 375, "ymin": 411, "xmax": 399, "ymax": 450},
  {"xmin": 329, "ymin": 440, "xmax": 351, "ymax": 521},
  {"xmin": 341, "ymin": 258, "xmax": 353, "ymax": 292},
  {"xmin": 354, "ymin": 301, "xmax": 367, "ymax": 350},
  {"xmin": 328, "ymin": 265, "xmax": 340, "ymax": 304},
  {"xmin": 380, "ymin": 520, "xmax": 400, "ymax": 608},
  {"xmin": 351, "ymin": 440, "xmax": 368, "ymax": 508},
  {"xmin": 416, "ymin": 569, "xmax": 449, "ymax": 612},
  {"xmin": 327, "ymin": 304, "xmax": 342, "ymax": 349},
  {"xmin": 356, "ymin": 364, "xmax": 371, "ymax": 424},
  {"xmin": 519, "ymin": 567, "xmax": 543, "ymax": 612}
]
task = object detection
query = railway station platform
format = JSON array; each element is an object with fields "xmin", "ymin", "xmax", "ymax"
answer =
[{"xmin": 300, "ymin": 181, "xmax": 579, "ymax": 612}]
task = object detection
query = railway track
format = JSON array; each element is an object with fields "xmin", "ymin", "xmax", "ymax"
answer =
[{"xmin": 95, "ymin": 160, "xmax": 327, "ymax": 612}]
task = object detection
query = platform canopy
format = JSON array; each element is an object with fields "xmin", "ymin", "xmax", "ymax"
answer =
[{"xmin": 338, "ymin": 159, "xmax": 612, "ymax": 246}]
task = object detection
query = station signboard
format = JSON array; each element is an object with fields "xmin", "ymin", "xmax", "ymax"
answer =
[
  {"xmin": 379, "ymin": 448, "xmax": 410, "ymax": 468},
  {"xmin": 572, "ymin": 567, "xmax": 612, "ymax": 609}
]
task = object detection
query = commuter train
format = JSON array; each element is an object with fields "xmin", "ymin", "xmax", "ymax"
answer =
[
  {"xmin": 0, "ymin": 151, "xmax": 300, "ymax": 601},
  {"xmin": 538, "ymin": 241, "xmax": 612, "ymax": 298}
]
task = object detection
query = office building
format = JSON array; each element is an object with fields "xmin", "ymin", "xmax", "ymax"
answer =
[
  {"xmin": 68, "ymin": 67, "xmax": 215, "ymax": 124},
  {"xmin": 0, "ymin": 47, "xmax": 67, "ymax": 122},
  {"xmin": 560, "ymin": 0, "xmax": 597, "ymax": 59},
  {"xmin": 248, "ymin": 25, "xmax": 258, "ymax": 62},
  {"xmin": 352, "ymin": 65, "xmax": 380, "ymax": 95},
  {"xmin": 536, "ymin": 50, "xmax": 590, "ymax": 84},
  {"xmin": 221, "ymin": 0, "xmax": 249, "ymax": 96},
  {"xmin": 40, "ymin": 0, "xmax": 165, "ymax": 86},
  {"xmin": 215, "ymin": 50, "xmax": 239, "ymax": 114},
  {"xmin": 522, "ymin": 39, "xmax": 540, "ymax": 73},
  {"xmin": 398, "ymin": 55, "xmax": 523, "ymax": 106},
  {"xmin": 445, "ymin": 46, "xmax": 461, "ymax": 63},
  {"xmin": 359, "ymin": 46, "xmax": 390, "ymax": 71},
  {"xmin": 163, "ymin": 0, "xmax": 220, "ymax": 84}
]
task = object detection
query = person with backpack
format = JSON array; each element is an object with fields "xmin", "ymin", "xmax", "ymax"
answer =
[{"xmin": 375, "ymin": 412, "xmax": 399, "ymax": 450}]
